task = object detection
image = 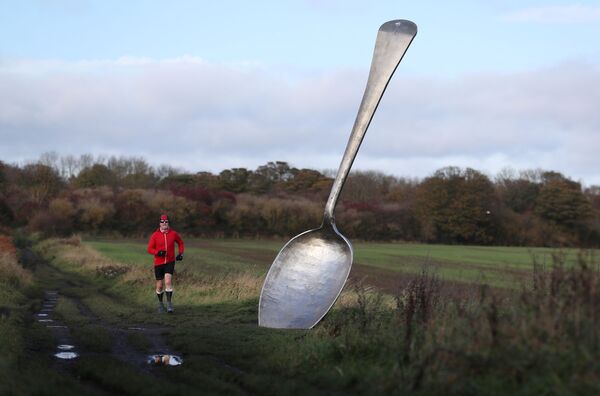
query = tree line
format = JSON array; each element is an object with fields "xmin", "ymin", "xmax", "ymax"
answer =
[{"xmin": 1, "ymin": 153, "xmax": 599, "ymax": 247}]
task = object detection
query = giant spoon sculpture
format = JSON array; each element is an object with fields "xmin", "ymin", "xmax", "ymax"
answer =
[{"xmin": 259, "ymin": 20, "xmax": 417, "ymax": 329}]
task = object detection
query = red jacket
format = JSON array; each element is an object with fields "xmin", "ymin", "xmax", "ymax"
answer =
[{"xmin": 147, "ymin": 228, "xmax": 185, "ymax": 266}]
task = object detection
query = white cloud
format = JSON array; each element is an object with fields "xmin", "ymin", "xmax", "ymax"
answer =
[
  {"xmin": 1, "ymin": 57, "xmax": 599, "ymax": 185},
  {"xmin": 505, "ymin": 4, "xmax": 600, "ymax": 23}
]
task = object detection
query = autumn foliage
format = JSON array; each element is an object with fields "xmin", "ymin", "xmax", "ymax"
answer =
[
  {"xmin": 0, "ymin": 235, "xmax": 17, "ymax": 257},
  {"xmin": 1, "ymin": 154, "xmax": 599, "ymax": 246}
]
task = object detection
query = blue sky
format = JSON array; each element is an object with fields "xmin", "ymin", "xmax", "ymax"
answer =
[
  {"xmin": 4, "ymin": 1, "xmax": 600, "ymax": 74},
  {"xmin": 1, "ymin": 1, "xmax": 600, "ymax": 184}
]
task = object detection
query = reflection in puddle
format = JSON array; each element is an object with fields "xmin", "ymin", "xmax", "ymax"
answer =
[
  {"xmin": 55, "ymin": 352, "xmax": 79, "ymax": 360},
  {"xmin": 147, "ymin": 355, "xmax": 183, "ymax": 366},
  {"xmin": 128, "ymin": 327, "xmax": 146, "ymax": 331},
  {"xmin": 57, "ymin": 344, "xmax": 75, "ymax": 350},
  {"xmin": 47, "ymin": 325, "xmax": 67, "ymax": 328},
  {"xmin": 38, "ymin": 319, "xmax": 53, "ymax": 323},
  {"xmin": 37, "ymin": 313, "xmax": 49, "ymax": 317}
]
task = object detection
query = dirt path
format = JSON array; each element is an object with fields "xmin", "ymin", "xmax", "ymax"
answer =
[
  {"xmin": 68, "ymin": 291, "xmax": 176, "ymax": 370},
  {"xmin": 22, "ymin": 248, "xmax": 192, "ymax": 391}
]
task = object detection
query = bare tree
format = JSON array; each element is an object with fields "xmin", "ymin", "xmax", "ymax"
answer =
[
  {"xmin": 79, "ymin": 153, "xmax": 94, "ymax": 170},
  {"xmin": 38, "ymin": 151, "xmax": 59, "ymax": 171},
  {"xmin": 156, "ymin": 164, "xmax": 182, "ymax": 180},
  {"xmin": 60, "ymin": 154, "xmax": 79, "ymax": 179}
]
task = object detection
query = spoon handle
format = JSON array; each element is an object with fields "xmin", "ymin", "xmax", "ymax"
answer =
[{"xmin": 324, "ymin": 20, "xmax": 417, "ymax": 222}]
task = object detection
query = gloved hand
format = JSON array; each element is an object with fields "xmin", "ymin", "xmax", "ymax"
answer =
[
  {"xmin": 157, "ymin": 250, "xmax": 166, "ymax": 257},
  {"xmin": 176, "ymin": 253, "xmax": 183, "ymax": 261}
]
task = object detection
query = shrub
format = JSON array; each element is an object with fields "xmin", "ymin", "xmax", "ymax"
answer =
[
  {"xmin": 28, "ymin": 210, "xmax": 74, "ymax": 237},
  {"xmin": 77, "ymin": 198, "xmax": 115, "ymax": 231}
]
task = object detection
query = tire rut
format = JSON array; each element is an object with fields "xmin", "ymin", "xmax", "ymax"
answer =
[{"xmin": 68, "ymin": 293, "xmax": 178, "ymax": 371}]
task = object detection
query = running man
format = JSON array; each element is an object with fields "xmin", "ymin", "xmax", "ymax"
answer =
[{"xmin": 147, "ymin": 214, "xmax": 184, "ymax": 313}]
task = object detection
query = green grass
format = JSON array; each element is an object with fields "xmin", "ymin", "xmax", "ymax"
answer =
[
  {"xmin": 352, "ymin": 242, "xmax": 597, "ymax": 287},
  {"xmin": 354, "ymin": 242, "xmax": 582, "ymax": 269},
  {"xmin": 85, "ymin": 238, "xmax": 598, "ymax": 289},
  {"xmin": 86, "ymin": 240, "xmax": 268, "ymax": 276}
]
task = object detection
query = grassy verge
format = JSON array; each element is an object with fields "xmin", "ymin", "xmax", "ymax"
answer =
[
  {"xmin": 0, "ymin": 234, "xmax": 101, "ymax": 395},
  {"xmin": 0, "ymin": 235, "xmax": 32, "ymax": 394}
]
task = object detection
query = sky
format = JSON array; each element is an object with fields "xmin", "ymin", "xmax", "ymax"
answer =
[{"xmin": 1, "ymin": 0, "xmax": 600, "ymax": 185}]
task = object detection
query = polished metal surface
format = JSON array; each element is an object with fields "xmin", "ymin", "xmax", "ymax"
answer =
[{"xmin": 259, "ymin": 20, "xmax": 417, "ymax": 329}]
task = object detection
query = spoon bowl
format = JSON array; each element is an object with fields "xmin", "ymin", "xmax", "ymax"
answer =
[{"xmin": 259, "ymin": 222, "xmax": 351, "ymax": 328}]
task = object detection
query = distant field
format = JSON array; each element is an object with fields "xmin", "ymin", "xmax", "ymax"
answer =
[{"xmin": 85, "ymin": 239, "xmax": 597, "ymax": 289}]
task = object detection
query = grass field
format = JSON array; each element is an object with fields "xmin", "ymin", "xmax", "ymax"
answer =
[
  {"xmin": 4, "ymin": 236, "xmax": 600, "ymax": 395},
  {"xmin": 86, "ymin": 238, "xmax": 596, "ymax": 289}
]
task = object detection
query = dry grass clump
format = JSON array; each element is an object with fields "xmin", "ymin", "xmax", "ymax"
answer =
[
  {"xmin": 334, "ymin": 279, "xmax": 396, "ymax": 310},
  {"xmin": 217, "ymin": 271, "xmax": 263, "ymax": 300},
  {"xmin": 175, "ymin": 268, "xmax": 263, "ymax": 304},
  {"xmin": 121, "ymin": 265, "xmax": 150, "ymax": 285},
  {"xmin": 42, "ymin": 237, "xmax": 129, "ymax": 279},
  {"xmin": 60, "ymin": 235, "xmax": 82, "ymax": 246},
  {"xmin": 0, "ymin": 253, "xmax": 33, "ymax": 287},
  {"xmin": 0, "ymin": 235, "xmax": 17, "ymax": 256},
  {"xmin": 0, "ymin": 236, "xmax": 32, "ymax": 287}
]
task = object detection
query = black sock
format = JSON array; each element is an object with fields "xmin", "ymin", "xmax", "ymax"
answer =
[
  {"xmin": 157, "ymin": 291, "xmax": 164, "ymax": 303},
  {"xmin": 166, "ymin": 291, "xmax": 173, "ymax": 303}
]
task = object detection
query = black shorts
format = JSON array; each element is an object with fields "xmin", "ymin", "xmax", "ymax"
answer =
[{"xmin": 155, "ymin": 262, "xmax": 175, "ymax": 280}]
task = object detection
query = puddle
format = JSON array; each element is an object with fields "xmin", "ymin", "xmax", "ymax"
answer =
[
  {"xmin": 38, "ymin": 291, "xmax": 79, "ymax": 362},
  {"xmin": 128, "ymin": 327, "xmax": 146, "ymax": 331},
  {"xmin": 55, "ymin": 352, "xmax": 79, "ymax": 360},
  {"xmin": 147, "ymin": 355, "xmax": 183, "ymax": 366}
]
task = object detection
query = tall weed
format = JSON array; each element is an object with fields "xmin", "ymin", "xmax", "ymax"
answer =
[
  {"xmin": 279, "ymin": 254, "xmax": 600, "ymax": 394},
  {"xmin": 0, "ymin": 235, "xmax": 32, "ymax": 287}
]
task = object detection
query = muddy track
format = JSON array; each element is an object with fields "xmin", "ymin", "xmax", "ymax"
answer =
[
  {"xmin": 68, "ymin": 297, "xmax": 177, "ymax": 371},
  {"xmin": 68, "ymin": 292, "xmax": 176, "ymax": 371},
  {"xmin": 23, "ymin": 248, "xmax": 181, "ymax": 371}
]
